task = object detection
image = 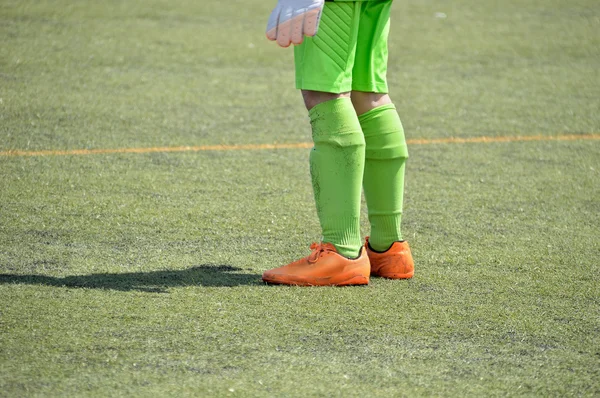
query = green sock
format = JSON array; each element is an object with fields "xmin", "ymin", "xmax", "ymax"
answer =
[
  {"xmin": 309, "ymin": 98, "xmax": 365, "ymax": 258},
  {"xmin": 359, "ymin": 104, "xmax": 408, "ymax": 252}
]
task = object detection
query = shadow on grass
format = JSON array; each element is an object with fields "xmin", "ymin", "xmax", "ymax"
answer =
[{"xmin": 0, "ymin": 265, "xmax": 262, "ymax": 292}]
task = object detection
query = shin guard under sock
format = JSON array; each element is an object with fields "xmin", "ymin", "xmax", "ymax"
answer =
[{"xmin": 309, "ymin": 98, "xmax": 365, "ymax": 258}]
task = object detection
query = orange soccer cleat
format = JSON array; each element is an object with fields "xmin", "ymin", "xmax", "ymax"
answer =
[
  {"xmin": 262, "ymin": 242, "xmax": 370, "ymax": 286},
  {"xmin": 365, "ymin": 237, "xmax": 414, "ymax": 279}
]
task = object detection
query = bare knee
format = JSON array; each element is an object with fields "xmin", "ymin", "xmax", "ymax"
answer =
[
  {"xmin": 301, "ymin": 90, "xmax": 351, "ymax": 111},
  {"xmin": 351, "ymin": 91, "xmax": 392, "ymax": 116}
]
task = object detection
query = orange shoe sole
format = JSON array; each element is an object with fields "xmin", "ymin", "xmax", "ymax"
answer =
[{"xmin": 262, "ymin": 271, "xmax": 369, "ymax": 287}]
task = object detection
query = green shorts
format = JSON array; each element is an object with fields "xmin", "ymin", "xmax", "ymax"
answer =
[{"xmin": 294, "ymin": 0, "xmax": 392, "ymax": 94}]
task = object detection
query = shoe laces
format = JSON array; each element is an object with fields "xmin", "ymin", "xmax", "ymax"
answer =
[{"xmin": 308, "ymin": 242, "xmax": 334, "ymax": 263}]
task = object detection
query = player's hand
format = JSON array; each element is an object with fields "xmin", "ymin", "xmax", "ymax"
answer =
[{"xmin": 266, "ymin": 0, "xmax": 325, "ymax": 48}]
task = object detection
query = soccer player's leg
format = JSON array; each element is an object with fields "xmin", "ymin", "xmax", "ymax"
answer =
[
  {"xmin": 262, "ymin": 2, "xmax": 370, "ymax": 286},
  {"xmin": 359, "ymin": 100, "xmax": 414, "ymax": 279},
  {"xmin": 351, "ymin": 0, "xmax": 414, "ymax": 279}
]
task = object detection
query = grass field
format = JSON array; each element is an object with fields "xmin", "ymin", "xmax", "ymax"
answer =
[{"xmin": 1, "ymin": 0, "xmax": 599, "ymax": 396}]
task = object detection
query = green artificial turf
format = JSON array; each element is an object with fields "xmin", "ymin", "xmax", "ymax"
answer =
[{"xmin": 1, "ymin": 0, "xmax": 599, "ymax": 396}]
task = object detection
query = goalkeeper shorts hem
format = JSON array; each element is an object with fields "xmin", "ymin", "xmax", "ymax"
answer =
[{"xmin": 294, "ymin": 0, "xmax": 392, "ymax": 94}]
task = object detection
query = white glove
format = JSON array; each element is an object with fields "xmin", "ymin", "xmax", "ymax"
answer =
[{"xmin": 266, "ymin": 0, "xmax": 325, "ymax": 48}]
